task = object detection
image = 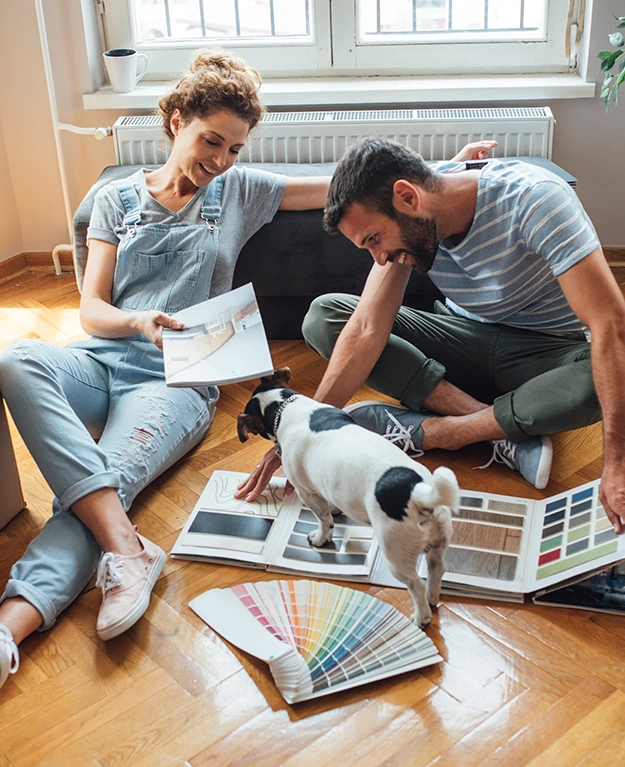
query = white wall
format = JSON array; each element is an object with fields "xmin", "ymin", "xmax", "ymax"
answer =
[
  {"xmin": 0, "ymin": 118, "xmax": 22, "ymax": 261},
  {"xmin": 549, "ymin": 0, "xmax": 625, "ymax": 248},
  {"xmin": 0, "ymin": 0, "xmax": 622, "ymax": 266}
]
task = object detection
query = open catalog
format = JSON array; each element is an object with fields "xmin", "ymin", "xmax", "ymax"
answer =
[
  {"xmin": 162, "ymin": 283, "xmax": 273, "ymax": 387},
  {"xmin": 171, "ymin": 471, "xmax": 625, "ymax": 603},
  {"xmin": 532, "ymin": 561, "xmax": 625, "ymax": 614}
]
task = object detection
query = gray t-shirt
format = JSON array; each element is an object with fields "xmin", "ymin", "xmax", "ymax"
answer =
[{"xmin": 87, "ymin": 165, "xmax": 287, "ymax": 297}]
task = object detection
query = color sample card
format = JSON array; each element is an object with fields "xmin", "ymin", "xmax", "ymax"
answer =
[
  {"xmin": 534, "ymin": 484, "xmax": 618, "ymax": 581},
  {"xmin": 444, "ymin": 493, "xmax": 529, "ymax": 582},
  {"xmin": 281, "ymin": 508, "xmax": 374, "ymax": 566}
]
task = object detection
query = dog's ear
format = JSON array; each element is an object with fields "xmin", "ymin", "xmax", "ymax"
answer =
[
  {"xmin": 274, "ymin": 367, "xmax": 292, "ymax": 385},
  {"xmin": 260, "ymin": 367, "xmax": 292, "ymax": 387},
  {"xmin": 237, "ymin": 412, "xmax": 264, "ymax": 442}
]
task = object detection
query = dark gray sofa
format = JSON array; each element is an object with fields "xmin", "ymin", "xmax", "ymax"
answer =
[{"xmin": 72, "ymin": 162, "xmax": 441, "ymax": 338}]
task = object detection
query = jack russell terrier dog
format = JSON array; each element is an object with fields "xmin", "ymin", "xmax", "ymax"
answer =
[{"xmin": 237, "ymin": 369, "xmax": 459, "ymax": 629}]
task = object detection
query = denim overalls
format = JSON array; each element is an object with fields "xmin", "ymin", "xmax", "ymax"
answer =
[{"xmin": 0, "ymin": 176, "xmax": 224, "ymax": 629}]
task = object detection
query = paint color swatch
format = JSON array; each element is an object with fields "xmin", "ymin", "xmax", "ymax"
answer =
[
  {"xmin": 535, "ymin": 485, "xmax": 617, "ymax": 581},
  {"xmin": 190, "ymin": 580, "xmax": 443, "ymax": 703}
]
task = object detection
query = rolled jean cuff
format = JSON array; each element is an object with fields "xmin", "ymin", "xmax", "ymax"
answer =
[
  {"xmin": 58, "ymin": 471, "xmax": 121, "ymax": 512},
  {"xmin": 399, "ymin": 358, "xmax": 446, "ymax": 412},
  {"xmin": 1, "ymin": 580, "xmax": 58, "ymax": 631},
  {"xmin": 493, "ymin": 391, "xmax": 531, "ymax": 443}
]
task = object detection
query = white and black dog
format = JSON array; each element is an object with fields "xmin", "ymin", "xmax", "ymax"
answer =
[{"xmin": 237, "ymin": 369, "xmax": 459, "ymax": 629}]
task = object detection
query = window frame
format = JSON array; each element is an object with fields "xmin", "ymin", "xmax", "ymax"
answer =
[{"xmin": 102, "ymin": 0, "xmax": 575, "ymax": 79}]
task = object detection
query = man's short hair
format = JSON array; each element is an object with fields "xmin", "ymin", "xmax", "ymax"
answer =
[{"xmin": 323, "ymin": 138, "xmax": 442, "ymax": 234}]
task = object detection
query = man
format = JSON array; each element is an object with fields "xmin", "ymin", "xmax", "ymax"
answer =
[{"xmin": 238, "ymin": 138, "xmax": 625, "ymax": 534}]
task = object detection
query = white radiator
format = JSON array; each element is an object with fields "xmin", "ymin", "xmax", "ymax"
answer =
[{"xmin": 112, "ymin": 107, "xmax": 554, "ymax": 165}]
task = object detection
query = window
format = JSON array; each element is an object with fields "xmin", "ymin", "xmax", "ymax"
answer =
[{"xmin": 102, "ymin": 0, "xmax": 576, "ymax": 79}]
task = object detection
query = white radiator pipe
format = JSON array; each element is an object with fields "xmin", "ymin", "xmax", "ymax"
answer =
[{"xmin": 34, "ymin": 0, "xmax": 111, "ymax": 275}]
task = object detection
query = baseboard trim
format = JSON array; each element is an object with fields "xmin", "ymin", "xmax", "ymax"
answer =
[
  {"xmin": 0, "ymin": 251, "xmax": 74, "ymax": 284},
  {"xmin": 26, "ymin": 251, "xmax": 73, "ymax": 268},
  {"xmin": 0, "ymin": 254, "xmax": 28, "ymax": 284},
  {"xmin": 604, "ymin": 247, "xmax": 625, "ymax": 267}
]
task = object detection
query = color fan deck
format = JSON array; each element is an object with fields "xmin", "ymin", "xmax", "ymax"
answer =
[{"xmin": 1, "ymin": 269, "xmax": 625, "ymax": 767}]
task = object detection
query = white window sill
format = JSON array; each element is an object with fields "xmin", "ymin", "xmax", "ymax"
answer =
[{"xmin": 83, "ymin": 73, "xmax": 595, "ymax": 110}]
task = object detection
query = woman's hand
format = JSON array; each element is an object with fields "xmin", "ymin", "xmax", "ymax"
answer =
[
  {"xmin": 451, "ymin": 140, "xmax": 498, "ymax": 163},
  {"xmin": 234, "ymin": 448, "xmax": 292, "ymax": 502},
  {"xmin": 133, "ymin": 311, "xmax": 184, "ymax": 349}
]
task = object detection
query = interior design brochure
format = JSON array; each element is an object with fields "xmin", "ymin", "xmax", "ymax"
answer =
[{"xmin": 162, "ymin": 283, "xmax": 273, "ymax": 387}]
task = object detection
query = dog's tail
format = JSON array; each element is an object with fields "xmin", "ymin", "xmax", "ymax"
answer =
[{"xmin": 418, "ymin": 466, "xmax": 459, "ymax": 513}]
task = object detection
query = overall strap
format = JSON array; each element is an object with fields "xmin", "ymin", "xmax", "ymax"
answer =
[
  {"xmin": 200, "ymin": 175, "xmax": 225, "ymax": 232},
  {"xmin": 115, "ymin": 180, "xmax": 142, "ymax": 238}
]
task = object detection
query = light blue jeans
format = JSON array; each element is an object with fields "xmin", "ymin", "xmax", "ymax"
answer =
[
  {"xmin": 0, "ymin": 337, "xmax": 213, "ymax": 630},
  {"xmin": 0, "ymin": 174, "xmax": 225, "ymax": 630}
]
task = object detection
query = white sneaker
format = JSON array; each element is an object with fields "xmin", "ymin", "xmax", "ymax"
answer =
[{"xmin": 0, "ymin": 624, "xmax": 19, "ymax": 690}]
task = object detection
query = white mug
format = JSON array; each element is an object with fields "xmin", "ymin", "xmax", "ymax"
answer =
[{"xmin": 103, "ymin": 48, "xmax": 149, "ymax": 93}]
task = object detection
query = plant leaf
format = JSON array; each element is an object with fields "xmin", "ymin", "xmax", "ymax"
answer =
[{"xmin": 600, "ymin": 50, "xmax": 623, "ymax": 72}]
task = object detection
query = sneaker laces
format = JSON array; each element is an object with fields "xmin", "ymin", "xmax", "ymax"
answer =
[
  {"xmin": 96, "ymin": 553, "xmax": 125, "ymax": 597},
  {"xmin": 383, "ymin": 410, "xmax": 424, "ymax": 458},
  {"xmin": 0, "ymin": 624, "xmax": 19, "ymax": 675},
  {"xmin": 474, "ymin": 439, "xmax": 517, "ymax": 471}
]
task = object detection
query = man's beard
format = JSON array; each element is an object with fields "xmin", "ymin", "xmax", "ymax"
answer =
[{"xmin": 389, "ymin": 211, "xmax": 438, "ymax": 273}]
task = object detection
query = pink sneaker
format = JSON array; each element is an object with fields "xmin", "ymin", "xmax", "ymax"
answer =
[{"xmin": 95, "ymin": 531, "xmax": 166, "ymax": 641}]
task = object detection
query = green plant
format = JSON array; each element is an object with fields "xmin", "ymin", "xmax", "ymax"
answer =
[{"xmin": 598, "ymin": 14, "xmax": 625, "ymax": 111}]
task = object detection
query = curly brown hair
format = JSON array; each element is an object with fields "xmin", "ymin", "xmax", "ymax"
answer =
[{"xmin": 159, "ymin": 49, "xmax": 264, "ymax": 140}]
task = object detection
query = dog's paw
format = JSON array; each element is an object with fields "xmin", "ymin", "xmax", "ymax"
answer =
[
  {"xmin": 411, "ymin": 608, "xmax": 433, "ymax": 630},
  {"xmin": 308, "ymin": 530, "xmax": 333, "ymax": 547},
  {"xmin": 426, "ymin": 587, "xmax": 441, "ymax": 608}
]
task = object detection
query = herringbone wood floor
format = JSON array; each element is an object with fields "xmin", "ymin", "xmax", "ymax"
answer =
[{"xmin": 1, "ymin": 267, "xmax": 625, "ymax": 767}]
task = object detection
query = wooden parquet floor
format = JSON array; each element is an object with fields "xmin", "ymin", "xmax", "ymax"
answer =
[{"xmin": 1, "ymin": 268, "xmax": 625, "ymax": 767}]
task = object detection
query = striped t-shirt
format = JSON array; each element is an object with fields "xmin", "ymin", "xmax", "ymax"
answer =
[{"xmin": 428, "ymin": 159, "xmax": 599, "ymax": 335}]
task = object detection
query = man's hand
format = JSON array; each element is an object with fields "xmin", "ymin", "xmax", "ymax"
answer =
[
  {"xmin": 451, "ymin": 140, "xmax": 498, "ymax": 163},
  {"xmin": 600, "ymin": 460, "xmax": 625, "ymax": 534},
  {"xmin": 134, "ymin": 311, "xmax": 184, "ymax": 349},
  {"xmin": 234, "ymin": 448, "xmax": 291, "ymax": 502}
]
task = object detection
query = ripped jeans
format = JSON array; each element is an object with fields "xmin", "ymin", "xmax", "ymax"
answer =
[{"xmin": 0, "ymin": 337, "xmax": 214, "ymax": 629}]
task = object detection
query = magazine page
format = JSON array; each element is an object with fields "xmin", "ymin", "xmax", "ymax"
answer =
[
  {"xmin": 266, "ymin": 491, "xmax": 379, "ymax": 580},
  {"xmin": 170, "ymin": 470, "xmax": 289, "ymax": 567},
  {"xmin": 524, "ymin": 479, "xmax": 625, "ymax": 593},
  {"xmin": 162, "ymin": 282, "xmax": 273, "ymax": 387},
  {"xmin": 532, "ymin": 562, "xmax": 625, "ymax": 614},
  {"xmin": 411, "ymin": 487, "xmax": 541, "ymax": 596}
]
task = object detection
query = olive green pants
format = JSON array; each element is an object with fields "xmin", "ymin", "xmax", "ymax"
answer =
[{"xmin": 302, "ymin": 294, "xmax": 601, "ymax": 443}]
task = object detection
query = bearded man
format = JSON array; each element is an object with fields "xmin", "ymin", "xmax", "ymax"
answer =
[{"xmin": 242, "ymin": 138, "xmax": 625, "ymax": 534}]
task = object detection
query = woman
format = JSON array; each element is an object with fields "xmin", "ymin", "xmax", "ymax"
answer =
[
  {"xmin": 0, "ymin": 46, "xmax": 494, "ymax": 688},
  {"xmin": 0, "ymin": 49, "xmax": 330, "ymax": 688}
]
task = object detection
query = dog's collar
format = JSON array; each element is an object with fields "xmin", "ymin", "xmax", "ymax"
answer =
[{"xmin": 272, "ymin": 393, "xmax": 302, "ymax": 457}]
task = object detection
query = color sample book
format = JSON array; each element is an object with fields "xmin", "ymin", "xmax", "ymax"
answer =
[
  {"xmin": 190, "ymin": 580, "xmax": 442, "ymax": 703},
  {"xmin": 412, "ymin": 478, "xmax": 625, "ymax": 598}
]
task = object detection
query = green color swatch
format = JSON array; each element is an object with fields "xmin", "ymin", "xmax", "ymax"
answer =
[{"xmin": 536, "ymin": 541, "xmax": 618, "ymax": 580}]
